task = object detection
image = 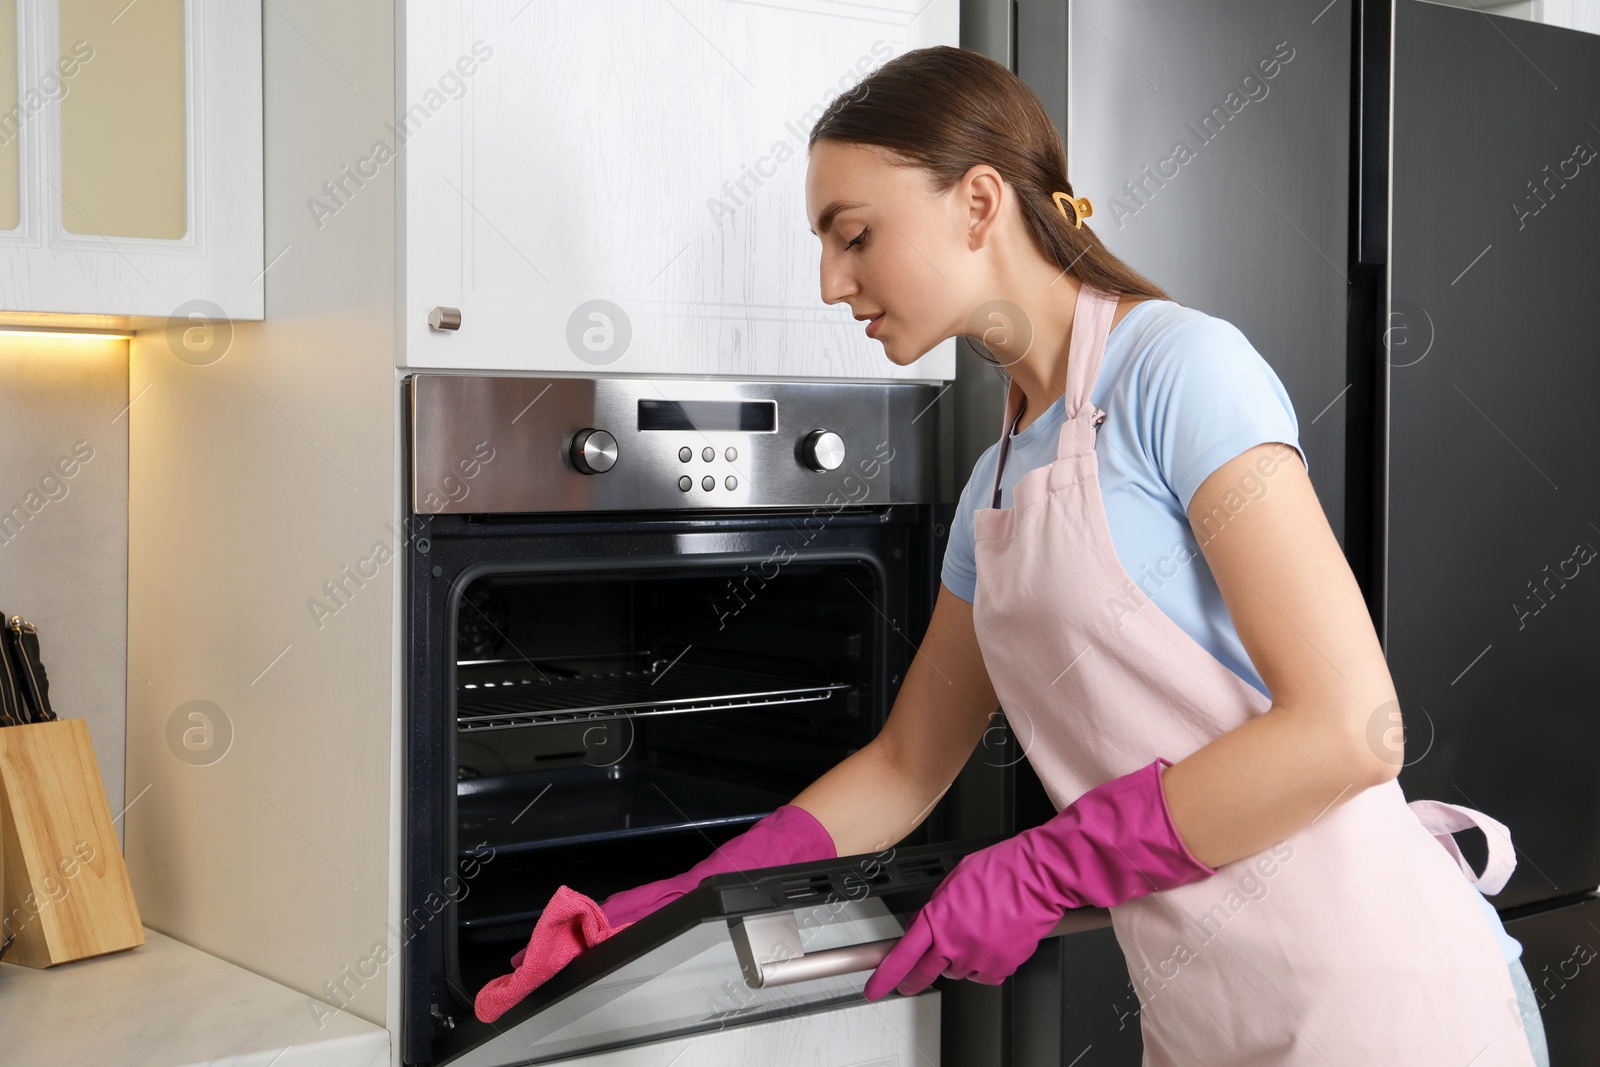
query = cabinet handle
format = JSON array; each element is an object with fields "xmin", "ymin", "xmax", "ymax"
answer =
[
  {"xmin": 428, "ymin": 306, "xmax": 462, "ymax": 331},
  {"xmin": 728, "ymin": 906, "xmax": 1112, "ymax": 989}
]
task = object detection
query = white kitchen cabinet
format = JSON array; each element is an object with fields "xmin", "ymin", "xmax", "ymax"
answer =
[
  {"xmin": 0, "ymin": 0, "xmax": 262, "ymax": 319},
  {"xmin": 400, "ymin": 0, "xmax": 957, "ymax": 381}
]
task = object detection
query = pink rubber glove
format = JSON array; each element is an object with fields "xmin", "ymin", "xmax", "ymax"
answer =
[
  {"xmin": 863, "ymin": 759, "xmax": 1214, "ymax": 1000},
  {"xmin": 599, "ymin": 803, "xmax": 838, "ymax": 927}
]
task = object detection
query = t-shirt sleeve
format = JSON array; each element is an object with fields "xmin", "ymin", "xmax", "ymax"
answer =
[
  {"xmin": 1140, "ymin": 316, "xmax": 1309, "ymax": 513},
  {"xmin": 939, "ymin": 444, "xmax": 994, "ymax": 604}
]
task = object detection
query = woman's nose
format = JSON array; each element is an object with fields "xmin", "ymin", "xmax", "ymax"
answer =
[{"xmin": 819, "ymin": 257, "xmax": 856, "ymax": 306}]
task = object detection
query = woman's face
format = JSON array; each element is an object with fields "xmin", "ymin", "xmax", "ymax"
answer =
[{"xmin": 805, "ymin": 140, "xmax": 979, "ymax": 367}]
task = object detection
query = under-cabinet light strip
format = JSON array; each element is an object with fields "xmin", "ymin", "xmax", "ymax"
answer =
[{"xmin": 0, "ymin": 325, "xmax": 134, "ymax": 340}]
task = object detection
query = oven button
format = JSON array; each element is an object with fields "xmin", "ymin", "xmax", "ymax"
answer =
[
  {"xmin": 701, "ymin": 475, "xmax": 715, "ymax": 491},
  {"xmin": 725, "ymin": 446, "xmax": 738, "ymax": 462},
  {"xmin": 678, "ymin": 446, "xmax": 692, "ymax": 463},
  {"xmin": 701, "ymin": 446, "xmax": 715, "ymax": 462},
  {"xmin": 725, "ymin": 475, "xmax": 737, "ymax": 490},
  {"xmin": 678, "ymin": 475, "xmax": 692, "ymax": 492},
  {"xmin": 570, "ymin": 428, "xmax": 618, "ymax": 474},
  {"xmin": 801, "ymin": 429, "xmax": 846, "ymax": 472}
]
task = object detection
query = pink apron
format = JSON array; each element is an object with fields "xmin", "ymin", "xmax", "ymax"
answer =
[{"xmin": 970, "ymin": 283, "xmax": 1535, "ymax": 1065}]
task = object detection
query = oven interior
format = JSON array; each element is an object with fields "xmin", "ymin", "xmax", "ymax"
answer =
[{"xmin": 448, "ymin": 559, "xmax": 883, "ymax": 995}]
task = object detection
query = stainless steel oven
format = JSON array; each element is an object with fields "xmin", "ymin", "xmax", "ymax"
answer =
[{"xmin": 400, "ymin": 374, "xmax": 995, "ymax": 1065}]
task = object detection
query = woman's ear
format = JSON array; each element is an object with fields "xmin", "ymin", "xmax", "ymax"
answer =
[{"xmin": 962, "ymin": 164, "xmax": 1006, "ymax": 249}]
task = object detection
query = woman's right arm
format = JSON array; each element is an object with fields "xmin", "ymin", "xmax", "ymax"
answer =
[{"xmin": 788, "ymin": 582, "xmax": 1001, "ymax": 857}]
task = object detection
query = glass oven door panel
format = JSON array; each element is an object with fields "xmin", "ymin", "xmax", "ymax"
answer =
[{"xmin": 433, "ymin": 838, "xmax": 997, "ymax": 1066}]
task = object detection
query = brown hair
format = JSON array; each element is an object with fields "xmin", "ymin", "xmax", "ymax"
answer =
[{"xmin": 808, "ymin": 45, "xmax": 1171, "ymax": 331}]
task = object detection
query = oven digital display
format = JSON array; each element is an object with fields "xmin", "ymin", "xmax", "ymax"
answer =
[{"xmin": 637, "ymin": 399, "xmax": 776, "ymax": 432}]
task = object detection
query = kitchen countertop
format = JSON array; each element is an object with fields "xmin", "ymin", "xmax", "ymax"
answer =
[{"xmin": 0, "ymin": 927, "xmax": 390, "ymax": 1066}]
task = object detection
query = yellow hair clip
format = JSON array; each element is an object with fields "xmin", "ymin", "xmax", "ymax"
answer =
[{"xmin": 1051, "ymin": 191, "xmax": 1093, "ymax": 228}]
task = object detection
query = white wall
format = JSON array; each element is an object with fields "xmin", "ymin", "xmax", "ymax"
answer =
[
  {"xmin": 1537, "ymin": 0, "xmax": 1600, "ymax": 33},
  {"xmin": 1426, "ymin": 0, "xmax": 1600, "ymax": 34}
]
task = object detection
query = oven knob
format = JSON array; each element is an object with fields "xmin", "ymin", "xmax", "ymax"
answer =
[
  {"xmin": 570, "ymin": 428, "xmax": 618, "ymax": 474},
  {"xmin": 801, "ymin": 429, "xmax": 846, "ymax": 472}
]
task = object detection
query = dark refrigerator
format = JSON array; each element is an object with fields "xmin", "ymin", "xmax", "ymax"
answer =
[
  {"xmin": 950, "ymin": 0, "xmax": 1600, "ymax": 1062},
  {"xmin": 1385, "ymin": 2, "xmax": 1600, "ymax": 1062}
]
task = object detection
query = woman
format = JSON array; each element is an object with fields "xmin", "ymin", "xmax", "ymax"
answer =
[{"xmin": 524, "ymin": 46, "xmax": 1549, "ymax": 1064}]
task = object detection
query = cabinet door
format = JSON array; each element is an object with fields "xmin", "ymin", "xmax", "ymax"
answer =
[
  {"xmin": 0, "ymin": 0, "xmax": 262, "ymax": 319},
  {"xmin": 401, "ymin": 0, "xmax": 956, "ymax": 380}
]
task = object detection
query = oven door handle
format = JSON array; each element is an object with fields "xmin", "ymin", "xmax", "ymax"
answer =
[{"xmin": 728, "ymin": 906, "xmax": 1113, "ymax": 989}]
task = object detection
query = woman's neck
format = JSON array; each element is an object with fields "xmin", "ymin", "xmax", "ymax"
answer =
[
  {"xmin": 972, "ymin": 267, "xmax": 1075, "ymax": 438},
  {"xmin": 1008, "ymin": 290, "xmax": 1144, "ymax": 435}
]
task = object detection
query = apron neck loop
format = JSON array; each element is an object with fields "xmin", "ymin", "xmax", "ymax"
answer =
[
  {"xmin": 989, "ymin": 380, "xmax": 1026, "ymax": 509},
  {"xmin": 987, "ymin": 285, "xmax": 1120, "ymax": 510}
]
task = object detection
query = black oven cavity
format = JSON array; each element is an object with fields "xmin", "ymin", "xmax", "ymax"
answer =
[{"xmin": 403, "ymin": 506, "xmax": 948, "ymax": 1063}]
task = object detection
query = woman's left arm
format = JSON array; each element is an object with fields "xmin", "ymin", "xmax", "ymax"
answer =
[{"xmin": 1161, "ymin": 441, "xmax": 1403, "ymax": 869}]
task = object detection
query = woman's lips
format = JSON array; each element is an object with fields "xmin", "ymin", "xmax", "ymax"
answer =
[{"xmin": 865, "ymin": 312, "xmax": 885, "ymax": 338}]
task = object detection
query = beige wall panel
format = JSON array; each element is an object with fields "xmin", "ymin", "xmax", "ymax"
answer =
[
  {"xmin": 126, "ymin": 0, "xmax": 396, "ymax": 1031},
  {"xmin": 0, "ymin": 335, "xmax": 130, "ymax": 842}
]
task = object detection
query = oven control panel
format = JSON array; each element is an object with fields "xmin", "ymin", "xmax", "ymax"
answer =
[{"xmin": 409, "ymin": 375, "xmax": 943, "ymax": 513}]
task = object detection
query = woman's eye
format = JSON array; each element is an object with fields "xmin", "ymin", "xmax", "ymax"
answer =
[{"xmin": 846, "ymin": 228, "xmax": 867, "ymax": 250}]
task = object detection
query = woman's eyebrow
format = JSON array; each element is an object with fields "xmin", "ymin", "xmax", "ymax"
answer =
[{"xmin": 809, "ymin": 200, "xmax": 867, "ymax": 237}]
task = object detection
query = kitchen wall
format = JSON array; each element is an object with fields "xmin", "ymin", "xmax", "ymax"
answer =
[
  {"xmin": 123, "ymin": 0, "xmax": 398, "ymax": 1030},
  {"xmin": 1539, "ymin": 0, "xmax": 1600, "ymax": 31},
  {"xmin": 0, "ymin": 337, "xmax": 128, "ymax": 840}
]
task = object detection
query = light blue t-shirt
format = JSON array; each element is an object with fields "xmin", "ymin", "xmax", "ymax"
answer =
[{"xmin": 941, "ymin": 298, "xmax": 1521, "ymax": 964}]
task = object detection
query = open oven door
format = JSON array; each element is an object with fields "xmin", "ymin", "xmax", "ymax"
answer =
[{"xmin": 429, "ymin": 836, "xmax": 1110, "ymax": 1065}]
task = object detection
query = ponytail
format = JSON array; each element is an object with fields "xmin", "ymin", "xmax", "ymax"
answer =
[{"xmin": 808, "ymin": 44, "xmax": 1171, "ymax": 366}]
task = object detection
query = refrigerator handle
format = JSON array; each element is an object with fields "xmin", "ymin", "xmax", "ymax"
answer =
[{"xmin": 729, "ymin": 906, "xmax": 1114, "ymax": 989}]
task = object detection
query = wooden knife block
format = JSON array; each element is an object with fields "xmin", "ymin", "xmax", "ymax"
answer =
[{"xmin": 0, "ymin": 719, "xmax": 143, "ymax": 967}]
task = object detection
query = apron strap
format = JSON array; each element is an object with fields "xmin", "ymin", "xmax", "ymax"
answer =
[
  {"xmin": 989, "ymin": 380, "xmax": 1026, "ymax": 510},
  {"xmin": 1407, "ymin": 799, "xmax": 1516, "ymax": 896},
  {"xmin": 1062, "ymin": 285, "xmax": 1118, "ymax": 421},
  {"xmin": 987, "ymin": 284, "xmax": 1118, "ymax": 510}
]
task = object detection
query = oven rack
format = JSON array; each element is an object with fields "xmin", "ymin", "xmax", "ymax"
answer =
[
  {"xmin": 455, "ymin": 661, "xmax": 851, "ymax": 732},
  {"xmin": 455, "ymin": 762, "xmax": 791, "ymax": 863}
]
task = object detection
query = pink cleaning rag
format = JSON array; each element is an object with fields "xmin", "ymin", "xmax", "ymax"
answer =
[{"xmin": 474, "ymin": 885, "xmax": 634, "ymax": 1023}]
